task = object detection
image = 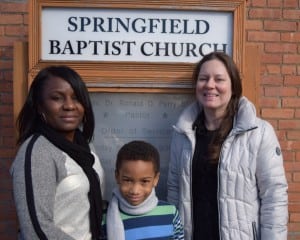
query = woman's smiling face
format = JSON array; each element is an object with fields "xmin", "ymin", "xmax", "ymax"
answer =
[
  {"xmin": 39, "ymin": 76, "xmax": 84, "ymax": 141},
  {"xmin": 195, "ymin": 59, "xmax": 232, "ymax": 115}
]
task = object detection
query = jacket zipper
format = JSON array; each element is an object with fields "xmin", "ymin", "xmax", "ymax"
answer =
[
  {"xmin": 252, "ymin": 222, "xmax": 258, "ymax": 240},
  {"xmin": 190, "ymin": 127, "xmax": 196, "ymax": 240},
  {"xmin": 217, "ymin": 142, "xmax": 223, "ymax": 240}
]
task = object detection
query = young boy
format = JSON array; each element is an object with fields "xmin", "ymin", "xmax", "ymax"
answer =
[{"xmin": 103, "ymin": 140, "xmax": 184, "ymax": 240}]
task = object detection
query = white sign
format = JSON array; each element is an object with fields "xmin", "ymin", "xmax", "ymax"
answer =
[{"xmin": 42, "ymin": 8, "xmax": 233, "ymax": 63}]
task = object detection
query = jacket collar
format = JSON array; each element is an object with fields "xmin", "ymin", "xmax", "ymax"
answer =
[
  {"xmin": 233, "ymin": 97, "xmax": 258, "ymax": 134},
  {"xmin": 174, "ymin": 97, "xmax": 258, "ymax": 136}
]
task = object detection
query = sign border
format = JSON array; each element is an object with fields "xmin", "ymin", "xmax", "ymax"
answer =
[{"xmin": 29, "ymin": 0, "xmax": 245, "ymax": 93}]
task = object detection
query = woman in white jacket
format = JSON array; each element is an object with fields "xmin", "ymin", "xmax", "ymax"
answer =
[{"xmin": 167, "ymin": 51, "xmax": 288, "ymax": 240}]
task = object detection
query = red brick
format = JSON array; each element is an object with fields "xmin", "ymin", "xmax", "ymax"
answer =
[
  {"xmin": 266, "ymin": 119, "xmax": 278, "ymax": 129},
  {"xmin": 250, "ymin": 0, "xmax": 267, "ymax": 7},
  {"xmin": 0, "ymin": 105, "xmax": 12, "ymax": 114},
  {"xmin": 283, "ymin": 0, "xmax": 299, "ymax": 8},
  {"xmin": 290, "ymin": 213, "xmax": 300, "ymax": 222},
  {"xmin": 288, "ymin": 182, "xmax": 300, "ymax": 192},
  {"xmin": 3, "ymin": 70, "xmax": 13, "ymax": 81},
  {"xmin": 248, "ymin": 30, "xmax": 280, "ymax": 42},
  {"xmin": 259, "ymin": 97, "xmax": 281, "ymax": 108},
  {"xmin": 265, "ymin": 86, "xmax": 297, "ymax": 97},
  {"xmin": 282, "ymin": 65, "xmax": 297, "ymax": 75},
  {"xmin": 264, "ymin": 20, "xmax": 297, "ymax": 31},
  {"xmin": 279, "ymin": 120, "xmax": 300, "ymax": 130},
  {"xmin": 294, "ymin": 173, "xmax": 300, "ymax": 182},
  {"xmin": 0, "ymin": 26, "xmax": 4, "ymax": 36},
  {"xmin": 0, "ymin": 36, "xmax": 16, "ymax": 47},
  {"xmin": 261, "ymin": 53, "xmax": 283, "ymax": 64},
  {"xmin": 0, "ymin": 148, "xmax": 15, "ymax": 158},
  {"xmin": 267, "ymin": 0, "xmax": 282, "ymax": 8},
  {"xmin": 266, "ymin": 64, "xmax": 281, "ymax": 74},
  {"xmin": 283, "ymin": 9, "xmax": 300, "ymax": 20},
  {"xmin": 261, "ymin": 108, "xmax": 294, "ymax": 119},
  {"xmin": 0, "ymin": 82, "xmax": 12, "ymax": 91},
  {"xmin": 0, "ymin": 14, "xmax": 23, "ymax": 25},
  {"xmin": 286, "ymin": 172, "xmax": 293, "ymax": 181},
  {"xmin": 288, "ymin": 131, "xmax": 300, "ymax": 140},
  {"xmin": 5, "ymin": 26, "xmax": 28, "ymax": 37},
  {"xmin": 0, "ymin": 116, "xmax": 14, "ymax": 127},
  {"xmin": 0, "ymin": 47, "xmax": 13, "ymax": 59},
  {"xmin": 279, "ymin": 140, "xmax": 300, "ymax": 151},
  {"xmin": 265, "ymin": 42, "xmax": 297, "ymax": 53},
  {"xmin": 0, "ymin": 92, "xmax": 13, "ymax": 103},
  {"xmin": 268, "ymin": 0, "xmax": 282, "ymax": 7},
  {"xmin": 284, "ymin": 54, "xmax": 300, "ymax": 65},
  {"xmin": 296, "ymin": 152, "xmax": 300, "ymax": 161},
  {"xmin": 277, "ymin": 129, "xmax": 287, "ymax": 140},
  {"xmin": 282, "ymin": 150, "xmax": 296, "ymax": 161},
  {"xmin": 249, "ymin": 8, "xmax": 282, "ymax": 19},
  {"xmin": 3, "ymin": 136, "xmax": 15, "ymax": 146},
  {"xmin": 245, "ymin": 19, "xmax": 263, "ymax": 30},
  {"xmin": 23, "ymin": 14, "xmax": 29, "ymax": 25},
  {"xmin": 281, "ymin": 32, "xmax": 300, "ymax": 42},
  {"xmin": 288, "ymin": 235, "xmax": 300, "ymax": 240},
  {"xmin": 289, "ymin": 193, "xmax": 300, "ymax": 202},
  {"xmin": 284, "ymin": 75, "xmax": 300, "ymax": 85},
  {"xmin": 289, "ymin": 203, "xmax": 300, "ymax": 213},
  {"xmin": 261, "ymin": 75, "xmax": 283, "ymax": 85},
  {"xmin": 283, "ymin": 98, "xmax": 300, "ymax": 108},
  {"xmin": 0, "ymin": 3, "xmax": 27, "ymax": 13},
  {"xmin": 288, "ymin": 222, "xmax": 300, "ymax": 232}
]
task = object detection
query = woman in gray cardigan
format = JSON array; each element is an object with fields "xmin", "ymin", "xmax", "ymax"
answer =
[
  {"xmin": 167, "ymin": 52, "xmax": 288, "ymax": 240},
  {"xmin": 11, "ymin": 66, "xmax": 105, "ymax": 240}
]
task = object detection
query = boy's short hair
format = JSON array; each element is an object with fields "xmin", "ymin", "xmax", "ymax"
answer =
[{"xmin": 116, "ymin": 140, "xmax": 160, "ymax": 174}]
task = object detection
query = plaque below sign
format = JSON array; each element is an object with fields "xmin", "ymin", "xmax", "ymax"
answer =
[{"xmin": 90, "ymin": 92, "xmax": 193, "ymax": 200}]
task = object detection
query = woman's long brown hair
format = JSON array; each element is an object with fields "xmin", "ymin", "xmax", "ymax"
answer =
[{"xmin": 193, "ymin": 52, "xmax": 243, "ymax": 163}]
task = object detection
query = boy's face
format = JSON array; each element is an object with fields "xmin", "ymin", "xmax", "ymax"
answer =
[{"xmin": 115, "ymin": 160, "xmax": 159, "ymax": 206}]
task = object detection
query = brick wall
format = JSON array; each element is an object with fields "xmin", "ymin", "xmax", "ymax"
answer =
[
  {"xmin": 0, "ymin": 0, "xmax": 299, "ymax": 239},
  {"xmin": 0, "ymin": 2, "xmax": 28, "ymax": 239},
  {"xmin": 246, "ymin": 0, "xmax": 300, "ymax": 239}
]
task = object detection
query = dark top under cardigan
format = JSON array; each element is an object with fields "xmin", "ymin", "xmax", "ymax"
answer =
[{"xmin": 192, "ymin": 126, "xmax": 219, "ymax": 240}]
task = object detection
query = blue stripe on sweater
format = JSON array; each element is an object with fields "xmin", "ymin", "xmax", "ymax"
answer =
[
  {"xmin": 125, "ymin": 225, "xmax": 173, "ymax": 239},
  {"xmin": 123, "ymin": 214, "xmax": 173, "ymax": 229}
]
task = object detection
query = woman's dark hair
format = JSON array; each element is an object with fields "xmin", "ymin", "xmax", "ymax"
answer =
[
  {"xmin": 116, "ymin": 140, "xmax": 160, "ymax": 174},
  {"xmin": 193, "ymin": 51, "xmax": 242, "ymax": 163},
  {"xmin": 16, "ymin": 65, "xmax": 95, "ymax": 144}
]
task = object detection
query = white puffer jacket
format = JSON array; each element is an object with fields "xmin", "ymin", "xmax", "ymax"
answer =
[{"xmin": 167, "ymin": 97, "xmax": 288, "ymax": 240}]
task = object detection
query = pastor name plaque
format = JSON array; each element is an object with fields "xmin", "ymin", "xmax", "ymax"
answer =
[{"xmin": 90, "ymin": 92, "xmax": 193, "ymax": 200}]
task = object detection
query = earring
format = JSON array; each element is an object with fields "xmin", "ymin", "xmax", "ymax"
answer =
[{"xmin": 41, "ymin": 113, "xmax": 47, "ymax": 123}]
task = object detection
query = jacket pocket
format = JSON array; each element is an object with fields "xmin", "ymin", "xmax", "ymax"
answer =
[{"xmin": 252, "ymin": 222, "xmax": 258, "ymax": 240}]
